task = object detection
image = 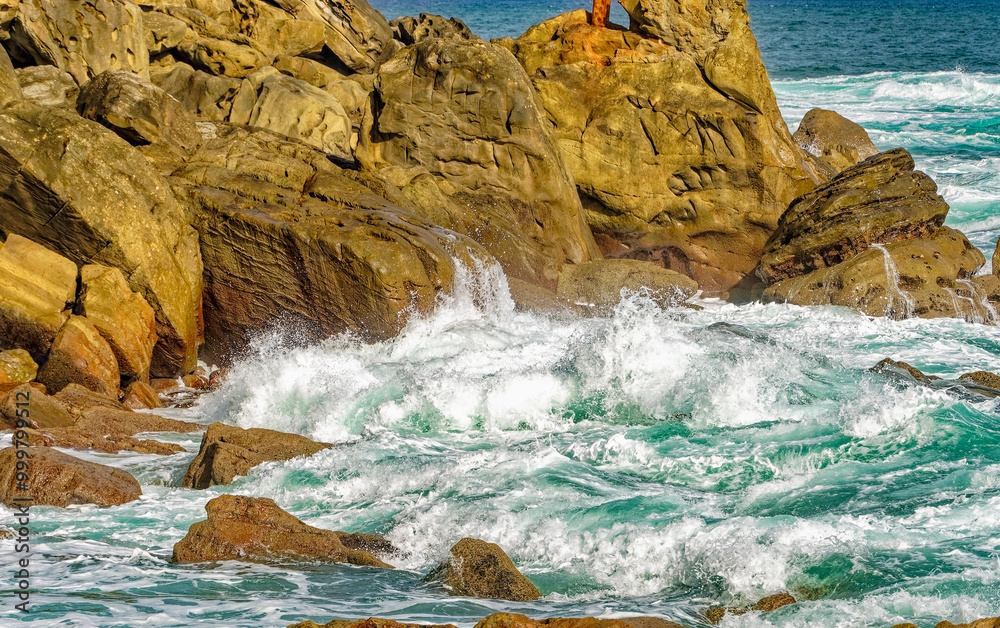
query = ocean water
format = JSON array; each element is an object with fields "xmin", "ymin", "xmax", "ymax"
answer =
[{"xmin": 4, "ymin": 1, "xmax": 1000, "ymax": 627}]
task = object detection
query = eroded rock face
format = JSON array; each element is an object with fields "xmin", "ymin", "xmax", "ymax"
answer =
[
  {"xmin": 77, "ymin": 70, "xmax": 202, "ymax": 153},
  {"xmin": 0, "ymin": 102, "xmax": 203, "ymax": 376},
  {"xmin": 357, "ymin": 36, "xmax": 601, "ymax": 289},
  {"xmin": 0, "ymin": 44, "xmax": 21, "ymax": 106},
  {"xmin": 763, "ymin": 227, "xmax": 992, "ymax": 322},
  {"xmin": 556, "ymin": 259, "xmax": 698, "ymax": 309},
  {"xmin": 0, "ymin": 350, "xmax": 37, "ymax": 384},
  {"xmin": 792, "ymin": 108, "xmax": 879, "ymax": 174},
  {"xmin": 390, "ymin": 13, "xmax": 476, "ymax": 45},
  {"xmin": 0, "ymin": 384, "xmax": 75, "ymax": 429},
  {"xmin": 2, "ymin": 0, "xmax": 149, "ymax": 84},
  {"xmin": 37, "ymin": 316, "xmax": 120, "ymax": 397},
  {"xmin": 0, "ymin": 446, "xmax": 141, "ymax": 507},
  {"xmin": 0, "ymin": 234, "xmax": 77, "ymax": 359},
  {"xmin": 182, "ymin": 422, "xmax": 330, "ymax": 488},
  {"xmin": 428, "ymin": 537, "xmax": 541, "ymax": 601},
  {"xmin": 173, "ymin": 494, "xmax": 393, "ymax": 567},
  {"xmin": 171, "ymin": 125, "xmax": 488, "ymax": 357},
  {"xmin": 501, "ymin": 10, "xmax": 822, "ymax": 293},
  {"xmin": 758, "ymin": 149, "xmax": 947, "ymax": 285}
]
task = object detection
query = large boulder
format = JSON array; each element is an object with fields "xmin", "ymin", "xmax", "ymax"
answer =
[
  {"xmin": 182, "ymin": 422, "xmax": 331, "ymax": 489},
  {"xmin": 1, "ymin": 0, "xmax": 150, "ymax": 84},
  {"xmin": 172, "ymin": 494, "xmax": 392, "ymax": 567},
  {"xmin": 0, "ymin": 446, "xmax": 141, "ymax": 507},
  {"xmin": 0, "ymin": 102, "xmax": 203, "ymax": 376},
  {"xmin": 763, "ymin": 227, "xmax": 992, "ymax": 322},
  {"xmin": 37, "ymin": 315, "xmax": 120, "ymax": 397},
  {"xmin": 78, "ymin": 264, "xmax": 158, "ymax": 383},
  {"xmin": 151, "ymin": 61, "xmax": 246, "ymax": 121},
  {"xmin": 357, "ymin": 36, "xmax": 601, "ymax": 289},
  {"xmin": 757, "ymin": 149, "xmax": 947, "ymax": 285},
  {"xmin": 427, "ymin": 537, "xmax": 541, "ymax": 602},
  {"xmin": 15, "ymin": 65, "xmax": 78, "ymax": 107},
  {"xmin": 170, "ymin": 125, "xmax": 489, "ymax": 358},
  {"xmin": 76, "ymin": 70, "xmax": 202, "ymax": 153},
  {"xmin": 0, "ymin": 384, "xmax": 75, "ymax": 429},
  {"xmin": 271, "ymin": 55, "xmax": 370, "ymax": 128},
  {"xmin": 792, "ymin": 108, "xmax": 879, "ymax": 174},
  {"xmin": 556, "ymin": 259, "xmax": 697, "ymax": 309},
  {"xmin": 0, "ymin": 234, "xmax": 78, "ymax": 358},
  {"xmin": 500, "ymin": 9, "xmax": 822, "ymax": 293}
]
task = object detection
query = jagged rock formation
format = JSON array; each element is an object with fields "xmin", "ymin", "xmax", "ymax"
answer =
[{"xmin": 500, "ymin": 7, "xmax": 824, "ymax": 293}]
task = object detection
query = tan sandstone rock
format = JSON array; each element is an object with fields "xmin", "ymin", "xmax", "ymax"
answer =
[
  {"xmin": 121, "ymin": 380, "xmax": 164, "ymax": 410},
  {"xmin": 0, "ymin": 349, "xmax": 38, "ymax": 384},
  {"xmin": 936, "ymin": 619, "xmax": 1000, "ymax": 628},
  {"xmin": 557, "ymin": 259, "xmax": 698, "ymax": 309},
  {"xmin": 427, "ymin": 537, "xmax": 541, "ymax": 602},
  {"xmin": 37, "ymin": 316, "xmax": 121, "ymax": 397},
  {"xmin": 0, "ymin": 383, "xmax": 75, "ymax": 429},
  {"xmin": 173, "ymin": 494, "xmax": 392, "ymax": 567},
  {"xmin": 390, "ymin": 13, "xmax": 476, "ymax": 45},
  {"xmin": 182, "ymin": 421, "xmax": 330, "ymax": 489},
  {"xmin": 357, "ymin": 36, "xmax": 601, "ymax": 290},
  {"xmin": 793, "ymin": 108, "xmax": 879, "ymax": 174},
  {"xmin": 0, "ymin": 446, "xmax": 141, "ymax": 507},
  {"xmin": 0, "ymin": 43, "xmax": 21, "ymax": 106},
  {"xmin": 0, "ymin": 102, "xmax": 203, "ymax": 376},
  {"xmin": 14, "ymin": 65, "xmax": 78, "ymax": 107},
  {"xmin": 0, "ymin": 234, "xmax": 78, "ymax": 358}
]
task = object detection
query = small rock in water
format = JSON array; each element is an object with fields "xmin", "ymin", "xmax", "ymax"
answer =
[
  {"xmin": 870, "ymin": 358, "xmax": 938, "ymax": 385},
  {"xmin": 425, "ymin": 537, "xmax": 541, "ymax": 601},
  {"xmin": 705, "ymin": 592, "xmax": 796, "ymax": 623},
  {"xmin": 0, "ymin": 446, "xmax": 142, "ymax": 507},
  {"xmin": 935, "ymin": 619, "xmax": 1000, "ymax": 628},
  {"xmin": 958, "ymin": 370, "xmax": 1000, "ymax": 390}
]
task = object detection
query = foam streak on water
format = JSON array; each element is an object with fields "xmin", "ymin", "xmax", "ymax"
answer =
[{"xmin": 6, "ymin": 261, "xmax": 1000, "ymax": 627}]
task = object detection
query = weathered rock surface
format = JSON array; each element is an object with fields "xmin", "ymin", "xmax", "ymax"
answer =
[
  {"xmin": 334, "ymin": 532, "xmax": 402, "ymax": 558},
  {"xmin": 556, "ymin": 259, "xmax": 698, "ymax": 309},
  {"xmin": 290, "ymin": 619, "xmax": 456, "ymax": 628},
  {"xmin": 2, "ymin": 0, "xmax": 149, "ymax": 84},
  {"xmin": 121, "ymin": 380, "xmax": 163, "ymax": 410},
  {"xmin": 501, "ymin": 9, "xmax": 822, "ymax": 292},
  {"xmin": 935, "ymin": 618, "xmax": 1000, "ymax": 628},
  {"xmin": 290, "ymin": 616, "xmax": 690, "ymax": 628},
  {"xmin": 705, "ymin": 592, "xmax": 796, "ymax": 623},
  {"xmin": 0, "ymin": 234, "xmax": 77, "ymax": 358},
  {"xmin": 15, "ymin": 65, "xmax": 79, "ymax": 107},
  {"xmin": 390, "ymin": 13, "xmax": 476, "ymax": 45},
  {"xmin": 0, "ymin": 446, "xmax": 141, "ymax": 507},
  {"xmin": 173, "ymin": 494, "xmax": 392, "ymax": 567},
  {"xmin": 427, "ymin": 537, "xmax": 541, "ymax": 601},
  {"xmin": 0, "ymin": 43, "xmax": 21, "ymax": 106},
  {"xmin": 77, "ymin": 70, "xmax": 201, "ymax": 153},
  {"xmin": 357, "ymin": 36, "xmax": 601, "ymax": 289},
  {"xmin": 793, "ymin": 108, "xmax": 879, "ymax": 174},
  {"xmin": 182, "ymin": 421, "xmax": 330, "ymax": 488},
  {"xmin": 758, "ymin": 149, "xmax": 948, "ymax": 285},
  {"xmin": 0, "ymin": 349, "xmax": 38, "ymax": 384},
  {"xmin": 0, "ymin": 102, "xmax": 203, "ymax": 376},
  {"xmin": 37, "ymin": 316, "xmax": 120, "ymax": 397},
  {"xmin": 23, "ymin": 427, "xmax": 185, "ymax": 455},
  {"xmin": 870, "ymin": 357, "xmax": 938, "ymax": 386},
  {"xmin": 763, "ymin": 227, "xmax": 992, "ymax": 322},
  {"xmin": 171, "ymin": 125, "xmax": 488, "ymax": 357},
  {"xmin": 78, "ymin": 264, "xmax": 158, "ymax": 383},
  {"xmin": 151, "ymin": 61, "xmax": 245, "ymax": 121},
  {"xmin": 0, "ymin": 383, "xmax": 74, "ymax": 429},
  {"xmin": 958, "ymin": 371, "xmax": 1000, "ymax": 390},
  {"xmin": 271, "ymin": 55, "xmax": 369, "ymax": 127}
]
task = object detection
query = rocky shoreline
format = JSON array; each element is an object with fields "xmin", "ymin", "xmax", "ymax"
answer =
[{"xmin": 0, "ymin": 0, "xmax": 998, "ymax": 625}]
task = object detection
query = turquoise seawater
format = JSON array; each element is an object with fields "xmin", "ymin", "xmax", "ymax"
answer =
[{"xmin": 4, "ymin": 1, "xmax": 1000, "ymax": 626}]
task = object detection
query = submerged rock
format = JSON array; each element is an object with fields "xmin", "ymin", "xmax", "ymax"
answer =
[
  {"xmin": 426, "ymin": 537, "xmax": 541, "ymax": 601},
  {"xmin": 869, "ymin": 358, "xmax": 938, "ymax": 385},
  {"xmin": 705, "ymin": 592, "xmax": 796, "ymax": 623},
  {"xmin": 556, "ymin": 259, "xmax": 698, "ymax": 309},
  {"xmin": 173, "ymin": 495, "xmax": 392, "ymax": 567},
  {"xmin": 0, "ymin": 446, "xmax": 141, "ymax": 507},
  {"xmin": 792, "ymin": 108, "xmax": 879, "ymax": 174},
  {"xmin": 958, "ymin": 371, "xmax": 1000, "ymax": 390},
  {"xmin": 182, "ymin": 422, "xmax": 330, "ymax": 489}
]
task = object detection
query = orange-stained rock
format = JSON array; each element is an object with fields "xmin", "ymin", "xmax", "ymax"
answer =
[
  {"xmin": 289, "ymin": 614, "xmax": 689, "ymax": 628},
  {"xmin": 290, "ymin": 618, "xmax": 457, "ymax": 628},
  {"xmin": 0, "ymin": 349, "xmax": 38, "ymax": 384},
  {"xmin": 23, "ymin": 428, "xmax": 184, "ymax": 455},
  {"xmin": 426, "ymin": 538, "xmax": 541, "ymax": 601},
  {"xmin": 37, "ymin": 316, "xmax": 120, "ymax": 397},
  {"xmin": 0, "ymin": 384, "xmax": 75, "ymax": 429},
  {"xmin": 122, "ymin": 380, "xmax": 164, "ymax": 410},
  {"xmin": 79, "ymin": 264, "xmax": 158, "ymax": 383},
  {"xmin": 182, "ymin": 422, "xmax": 330, "ymax": 489},
  {"xmin": 173, "ymin": 494, "xmax": 392, "ymax": 567},
  {"xmin": 0, "ymin": 446, "xmax": 141, "ymax": 507}
]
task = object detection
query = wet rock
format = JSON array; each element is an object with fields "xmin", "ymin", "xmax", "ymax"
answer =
[
  {"xmin": 390, "ymin": 13, "xmax": 476, "ymax": 45},
  {"xmin": 182, "ymin": 422, "xmax": 330, "ymax": 489},
  {"xmin": 37, "ymin": 316, "xmax": 120, "ymax": 398},
  {"xmin": 705, "ymin": 592, "xmax": 796, "ymax": 623},
  {"xmin": 289, "ymin": 620, "xmax": 456, "ymax": 628},
  {"xmin": 958, "ymin": 371, "xmax": 1000, "ymax": 390},
  {"xmin": 77, "ymin": 70, "xmax": 202, "ymax": 153},
  {"xmin": 70, "ymin": 403, "xmax": 201, "ymax": 438},
  {"xmin": 427, "ymin": 537, "xmax": 541, "ymax": 601},
  {"xmin": 357, "ymin": 36, "xmax": 601, "ymax": 289},
  {"xmin": 935, "ymin": 618, "xmax": 1000, "ymax": 628},
  {"xmin": 0, "ymin": 234, "xmax": 78, "ymax": 359},
  {"xmin": 2, "ymin": 0, "xmax": 149, "ymax": 84},
  {"xmin": 0, "ymin": 43, "xmax": 20, "ymax": 106},
  {"xmin": 24, "ymin": 427, "xmax": 185, "ymax": 455},
  {"xmin": 172, "ymin": 494, "xmax": 392, "ymax": 567},
  {"xmin": 150, "ymin": 378, "xmax": 183, "ymax": 396},
  {"xmin": 121, "ymin": 381, "xmax": 164, "ymax": 410},
  {"xmin": 0, "ymin": 446, "xmax": 141, "ymax": 507},
  {"xmin": 501, "ymin": 10, "xmax": 822, "ymax": 293},
  {"xmin": 473, "ymin": 614, "xmax": 690, "ymax": 628},
  {"xmin": 557, "ymin": 259, "xmax": 698, "ymax": 309},
  {"xmin": 334, "ymin": 532, "xmax": 402, "ymax": 558},
  {"xmin": 0, "ymin": 102, "xmax": 204, "ymax": 376},
  {"xmin": 0, "ymin": 349, "xmax": 38, "ymax": 384},
  {"xmin": 758, "ymin": 149, "xmax": 949, "ymax": 285},
  {"xmin": 762, "ymin": 227, "xmax": 992, "ymax": 322},
  {"xmin": 15, "ymin": 66, "xmax": 78, "ymax": 107},
  {"xmin": 78, "ymin": 264, "xmax": 158, "ymax": 384},
  {"xmin": 870, "ymin": 358, "xmax": 938, "ymax": 385},
  {"xmin": 181, "ymin": 370, "xmax": 209, "ymax": 390},
  {"xmin": 0, "ymin": 384, "xmax": 75, "ymax": 429},
  {"xmin": 793, "ymin": 108, "xmax": 879, "ymax": 174},
  {"xmin": 53, "ymin": 382, "xmax": 127, "ymax": 411}
]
